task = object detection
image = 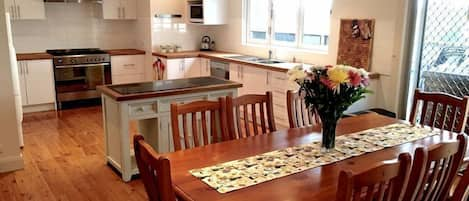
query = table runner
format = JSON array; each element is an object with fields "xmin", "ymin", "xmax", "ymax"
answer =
[{"xmin": 189, "ymin": 123, "xmax": 440, "ymax": 193}]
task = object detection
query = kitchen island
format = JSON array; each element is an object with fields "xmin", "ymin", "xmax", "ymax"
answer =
[{"xmin": 98, "ymin": 77, "xmax": 242, "ymax": 182}]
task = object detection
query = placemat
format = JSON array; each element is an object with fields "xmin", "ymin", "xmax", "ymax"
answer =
[{"xmin": 189, "ymin": 123, "xmax": 439, "ymax": 193}]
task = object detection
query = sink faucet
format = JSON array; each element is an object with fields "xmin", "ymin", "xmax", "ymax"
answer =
[{"xmin": 268, "ymin": 49, "xmax": 273, "ymax": 60}]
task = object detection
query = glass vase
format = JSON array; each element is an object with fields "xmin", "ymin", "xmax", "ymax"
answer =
[{"xmin": 320, "ymin": 119, "xmax": 337, "ymax": 153}]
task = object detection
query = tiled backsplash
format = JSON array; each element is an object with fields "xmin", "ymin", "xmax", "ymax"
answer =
[{"xmin": 11, "ymin": 3, "xmax": 138, "ymax": 53}]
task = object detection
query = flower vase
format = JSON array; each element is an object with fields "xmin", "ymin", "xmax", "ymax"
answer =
[
  {"xmin": 320, "ymin": 119, "xmax": 338, "ymax": 153},
  {"xmin": 318, "ymin": 111, "xmax": 341, "ymax": 153}
]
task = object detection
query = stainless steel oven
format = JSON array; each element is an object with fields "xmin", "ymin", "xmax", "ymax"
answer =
[
  {"xmin": 188, "ymin": 1, "xmax": 203, "ymax": 23},
  {"xmin": 47, "ymin": 49, "xmax": 111, "ymax": 109}
]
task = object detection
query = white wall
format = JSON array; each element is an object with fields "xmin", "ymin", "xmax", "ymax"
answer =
[
  {"xmin": 210, "ymin": 0, "xmax": 409, "ymax": 113},
  {"xmin": 0, "ymin": 4, "xmax": 24, "ymax": 172},
  {"xmin": 150, "ymin": 0, "xmax": 211, "ymax": 52},
  {"xmin": 11, "ymin": 3, "xmax": 138, "ymax": 53}
]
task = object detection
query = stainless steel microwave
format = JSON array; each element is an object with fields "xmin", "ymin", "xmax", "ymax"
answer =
[{"xmin": 188, "ymin": 1, "xmax": 203, "ymax": 23}]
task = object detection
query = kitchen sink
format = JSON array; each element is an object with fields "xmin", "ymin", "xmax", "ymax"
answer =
[
  {"xmin": 225, "ymin": 55, "xmax": 285, "ymax": 64},
  {"xmin": 257, "ymin": 60, "xmax": 284, "ymax": 64}
]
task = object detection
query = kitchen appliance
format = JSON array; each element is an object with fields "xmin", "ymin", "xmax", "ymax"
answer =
[
  {"xmin": 210, "ymin": 60, "xmax": 230, "ymax": 80},
  {"xmin": 200, "ymin": 36, "xmax": 211, "ymax": 51},
  {"xmin": 47, "ymin": 48, "xmax": 111, "ymax": 109},
  {"xmin": 188, "ymin": 0, "xmax": 203, "ymax": 23},
  {"xmin": 43, "ymin": 0, "xmax": 101, "ymax": 3},
  {"xmin": 5, "ymin": 13, "xmax": 24, "ymax": 147}
]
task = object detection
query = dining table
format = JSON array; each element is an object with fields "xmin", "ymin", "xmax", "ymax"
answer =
[{"xmin": 163, "ymin": 113, "xmax": 465, "ymax": 201}]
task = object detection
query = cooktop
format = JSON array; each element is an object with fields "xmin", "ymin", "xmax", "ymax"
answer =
[{"xmin": 109, "ymin": 77, "xmax": 231, "ymax": 95}]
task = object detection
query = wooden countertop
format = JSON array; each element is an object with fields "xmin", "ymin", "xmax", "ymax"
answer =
[
  {"xmin": 105, "ymin": 49, "xmax": 146, "ymax": 56},
  {"xmin": 16, "ymin": 49, "xmax": 145, "ymax": 61},
  {"xmin": 97, "ymin": 76, "xmax": 242, "ymax": 102},
  {"xmin": 16, "ymin": 52, "xmax": 53, "ymax": 61},
  {"xmin": 153, "ymin": 51, "xmax": 380, "ymax": 79}
]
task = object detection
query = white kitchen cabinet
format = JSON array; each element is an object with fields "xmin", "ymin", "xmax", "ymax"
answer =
[
  {"xmin": 164, "ymin": 58, "xmax": 204, "ymax": 80},
  {"xmin": 165, "ymin": 59, "xmax": 185, "ymax": 80},
  {"xmin": 184, "ymin": 58, "xmax": 202, "ymax": 78},
  {"xmin": 17, "ymin": 60, "xmax": 55, "ymax": 106},
  {"xmin": 229, "ymin": 63, "xmax": 245, "ymax": 96},
  {"xmin": 189, "ymin": 0, "xmax": 228, "ymax": 25},
  {"xmin": 103, "ymin": 0, "xmax": 137, "ymax": 20},
  {"xmin": 111, "ymin": 55, "xmax": 145, "ymax": 84},
  {"xmin": 200, "ymin": 58, "xmax": 211, "ymax": 76},
  {"xmin": 5, "ymin": 0, "xmax": 45, "ymax": 20}
]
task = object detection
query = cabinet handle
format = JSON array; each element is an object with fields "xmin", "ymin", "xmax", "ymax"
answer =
[
  {"xmin": 118, "ymin": 7, "xmax": 121, "ymax": 18},
  {"xmin": 123, "ymin": 8, "xmax": 126, "ymax": 19},
  {"xmin": 17, "ymin": 5, "xmax": 20, "ymax": 19},
  {"xmin": 25, "ymin": 62, "xmax": 29, "ymax": 74}
]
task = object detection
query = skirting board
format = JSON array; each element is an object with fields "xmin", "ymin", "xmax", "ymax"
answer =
[
  {"xmin": 0, "ymin": 154, "xmax": 24, "ymax": 173},
  {"xmin": 23, "ymin": 103, "xmax": 56, "ymax": 114}
]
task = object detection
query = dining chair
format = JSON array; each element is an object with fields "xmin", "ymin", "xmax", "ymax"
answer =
[
  {"xmin": 409, "ymin": 89, "xmax": 469, "ymax": 133},
  {"xmin": 402, "ymin": 134, "xmax": 468, "ymax": 201},
  {"xmin": 134, "ymin": 135, "xmax": 192, "ymax": 201},
  {"xmin": 226, "ymin": 92, "xmax": 276, "ymax": 139},
  {"xmin": 450, "ymin": 163, "xmax": 469, "ymax": 201},
  {"xmin": 336, "ymin": 152, "xmax": 412, "ymax": 201},
  {"xmin": 286, "ymin": 90, "xmax": 320, "ymax": 128},
  {"xmin": 170, "ymin": 98, "xmax": 229, "ymax": 151}
]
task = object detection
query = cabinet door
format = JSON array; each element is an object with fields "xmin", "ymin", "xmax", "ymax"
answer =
[
  {"xmin": 103, "ymin": 0, "xmax": 121, "ymax": 19},
  {"xmin": 200, "ymin": 58, "xmax": 211, "ymax": 76},
  {"xmin": 166, "ymin": 59, "xmax": 184, "ymax": 80},
  {"xmin": 242, "ymin": 65, "xmax": 267, "ymax": 95},
  {"xmin": 112, "ymin": 74, "xmax": 145, "ymax": 85},
  {"xmin": 24, "ymin": 60, "xmax": 55, "ymax": 105},
  {"xmin": 111, "ymin": 55, "xmax": 144, "ymax": 76},
  {"xmin": 15, "ymin": 0, "xmax": 46, "ymax": 20},
  {"xmin": 121, "ymin": 0, "xmax": 137, "ymax": 19},
  {"xmin": 17, "ymin": 61, "xmax": 28, "ymax": 106},
  {"xmin": 229, "ymin": 63, "xmax": 244, "ymax": 96},
  {"xmin": 184, "ymin": 58, "xmax": 201, "ymax": 78}
]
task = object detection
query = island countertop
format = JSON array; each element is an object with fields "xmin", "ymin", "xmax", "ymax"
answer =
[{"xmin": 97, "ymin": 77, "xmax": 242, "ymax": 101}]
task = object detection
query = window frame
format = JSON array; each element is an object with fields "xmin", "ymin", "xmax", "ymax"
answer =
[{"xmin": 244, "ymin": 0, "xmax": 332, "ymax": 52}]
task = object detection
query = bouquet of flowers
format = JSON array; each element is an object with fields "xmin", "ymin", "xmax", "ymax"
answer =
[{"xmin": 288, "ymin": 65, "xmax": 371, "ymax": 152}]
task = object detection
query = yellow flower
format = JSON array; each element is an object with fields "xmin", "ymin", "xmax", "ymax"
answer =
[{"xmin": 327, "ymin": 67, "xmax": 349, "ymax": 84}]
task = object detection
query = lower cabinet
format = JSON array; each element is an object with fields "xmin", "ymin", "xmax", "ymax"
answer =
[
  {"xmin": 162, "ymin": 57, "xmax": 206, "ymax": 80},
  {"xmin": 17, "ymin": 60, "xmax": 55, "ymax": 106},
  {"xmin": 111, "ymin": 55, "xmax": 145, "ymax": 84}
]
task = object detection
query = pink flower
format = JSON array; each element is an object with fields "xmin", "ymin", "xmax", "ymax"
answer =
[
  {"xmin": 348, "ymin": 71, "xmax": 362, "ymax": 87},
  {"xmin": 320, "ymin": 77, "xmax": 336, "ymax": 90}
]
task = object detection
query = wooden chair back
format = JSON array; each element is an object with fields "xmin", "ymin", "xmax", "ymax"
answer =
[
  {"xmin": 409, "ymin": 89, "xmax": 469, "ymax": 133},
  {"xmin": 451, "ymin": 164, "xmax": 469, "ymax": 201},
  {"xmin": 336, "ymin": 153, "xmax": 412, "ymax": 201},
  {"xmin": 133, "ymin": 135, "xmax": 176, "ymax": 201},
  {"xmin": 170, "ymin": 98, "xmax": 229, "ymax": 151},
  {"xmin": 286, "ymin": 90, "xmax": 320, "ymax": 128},
  {"xmin": 226, "ymin": 92, "xmax": 276, "ymax": 139},
  {"xmin": 403, "ymin": 134, "xmax": 468, "ymax": 201}
]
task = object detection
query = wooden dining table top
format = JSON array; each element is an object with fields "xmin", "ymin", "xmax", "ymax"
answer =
[{"xmin": 163, "ymin": 113, "xmax": 464, "ymax": 201}]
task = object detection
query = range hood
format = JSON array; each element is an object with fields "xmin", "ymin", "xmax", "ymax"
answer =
[{"xmin": 44, "ymin": 0, "xmax": 102, "ymax": 3}]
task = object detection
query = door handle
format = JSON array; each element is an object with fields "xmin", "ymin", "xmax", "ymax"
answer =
[{"xmin": 17, "ymin": 5, "xmax": 20, "ymax": 19}]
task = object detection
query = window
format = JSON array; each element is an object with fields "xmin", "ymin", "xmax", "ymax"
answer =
[{"xmin": 245, "ymin": 0, "xmax": 333, "ymax": 51}]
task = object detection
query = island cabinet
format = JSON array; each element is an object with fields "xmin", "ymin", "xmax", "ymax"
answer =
[{"xmin": 98, "ymin": 77, "xmax": 241, "ymax": 182}]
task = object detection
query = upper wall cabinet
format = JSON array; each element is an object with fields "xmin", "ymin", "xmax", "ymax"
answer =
[
  {"xmin": 187, "ymin": 0, "xmax": 227, "ymax": 25},
  {"xmin": 4, "ymin": 0, "xmax": 46, "ymax": 20},
  {"xmin": 103, "ymin": 0, "xmax": 137, "ymax": 20}
]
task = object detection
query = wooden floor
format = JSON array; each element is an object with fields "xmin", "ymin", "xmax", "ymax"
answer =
[{"xmin": 0, "ymin": 107, "xmax": 148, "ymax": 201}]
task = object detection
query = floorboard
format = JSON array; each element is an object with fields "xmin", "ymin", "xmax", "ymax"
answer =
[{"xmin": 0, "ymin": 107, "xmax": 147, "ymax": 201}]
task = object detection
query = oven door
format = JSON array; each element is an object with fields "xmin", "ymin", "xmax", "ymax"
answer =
[
  {"xmin": 189, "ymin": 4, "xmax": 203, "ymax": 23},
  {"xmin": 54, "ymin": 63, "xmax": 111, "ymax": 103}
]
